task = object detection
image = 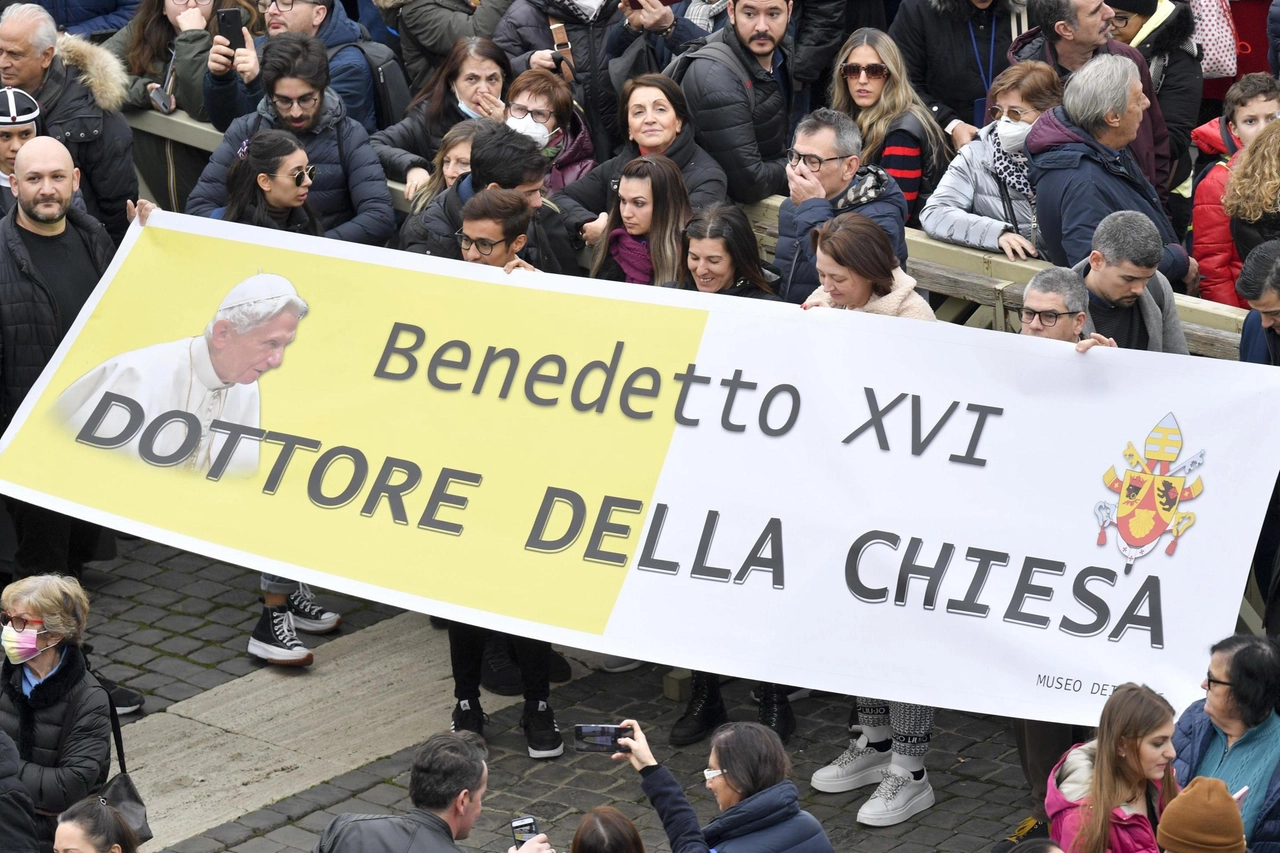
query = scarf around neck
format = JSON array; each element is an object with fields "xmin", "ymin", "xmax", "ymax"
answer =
[
  {"xmin": 608, "ymin": 228, "xmax": 653, "ymax": 284},
  {"xmin": 685, "ymin": 0, "xmax": 729, "ymax": 33},
  {"xmin": 989, "ymin": 139, "xmax": 1034, "ymax": 204}
]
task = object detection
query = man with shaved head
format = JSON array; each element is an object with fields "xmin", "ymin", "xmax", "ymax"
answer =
[{"xmin": 0, "ymin": 135, "xmax": 114, "ymax": 582}]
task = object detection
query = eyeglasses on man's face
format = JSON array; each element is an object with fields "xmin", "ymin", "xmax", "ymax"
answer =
[
  {"xmin": 1019, "ymin": 308, "xmax": 1081, "ymax": 327},
  {"xmin": 1206, "ymin": 670, "xmax": 1233, "ymax": 689},
  {"xmin": 456, "ymin": 229, "xmax": 508, "ymax": 255},
  {"xmin": 270, "ymin": 164, "xmax": 315, "ymax": 187},
  {"xmin": 786, "ymin": 148, "xmax": 852, "ymax": 172},
  {"xmin": 270, "ymin": 92, "xmax": 320, "ymax": 111},
  {"xmin": 258, "ymin": 0, "xmax": 318, "ymax": 11}
]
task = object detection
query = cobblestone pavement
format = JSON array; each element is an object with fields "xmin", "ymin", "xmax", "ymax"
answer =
[
  {"xmin": 164, "ymin": 663, "xmax": 1035, "ymax": 853},
  {"xmin": 61, "ymin": 537, "xmax": 402, "ymax": 718}
]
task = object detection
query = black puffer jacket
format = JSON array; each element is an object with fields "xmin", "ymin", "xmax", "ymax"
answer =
[
  {"xmin": 0, "ymin": 207, "xmax": 114, "ymax": 433},
  {"xmin": 676, "ymin": 27, "xmax": 790, "ymax": 204},
  {"xmin": 398, "ymin": 0, "xmax": 517, "ymax": 90},
  {"xmin": 33, "ymin": 35, "xmax": 137, "ymax": 246},
  {"xmin": 1126, "ymin": 0, "xmax": 1202, "ymax": 187},
  {"xmin": 792, "ymin": 0, "xmax": 848, "ymax": 85},
  {"xmin": 186, "ymin": 91, "xmax": 396, "ymax": 245},
  {"xmin": 369, "ymin": 96, "xmax": 467, "ymax": 180},
  {"xmin": 890, "ymin": 0, "xmax": 1026, "ymax": 131},
  {"xmin": 0, "ymin": 647, "xmax": 112, "ymax": 847},
  {"xmin": 0, "ymin": 730, "xmax": 40, "ymax": 853},
  {"xmin": 550, "ymin": 122, "xmax": 726, "ymax": 231},
  {"xmin": 401, "ymin": 174, "xmax": 580, "ymax": 274},
  {"xmin": 493, "ymin": 0, "xmax": 623, "ymax": 156}
]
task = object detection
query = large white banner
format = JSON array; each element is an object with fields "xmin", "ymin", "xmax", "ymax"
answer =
[{"xmin": 1, "ymin": 213, "xmax": 1276, "ymax": 725}]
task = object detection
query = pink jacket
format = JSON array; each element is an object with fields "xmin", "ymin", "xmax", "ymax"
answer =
[{"xmin": 1047, "ymin": 743, "xmax": 1166, "ymax": 853}]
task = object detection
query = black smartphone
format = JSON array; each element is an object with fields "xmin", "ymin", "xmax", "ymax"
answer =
[
  {"xmin": 217, "ymin": 9, "xmax": 245, "ymax": 51},
  {"xmin": 510, "ymin": 815, "xmax": 539, "ymax": 845},
  {"xmin": 573, "ymin": 724, "xmax": 632, "ymax": 753}
]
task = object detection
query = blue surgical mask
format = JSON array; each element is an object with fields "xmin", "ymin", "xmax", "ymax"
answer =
[{"xmin": 454, "ymin": 90, "xmax": 482, "ymax": 119}]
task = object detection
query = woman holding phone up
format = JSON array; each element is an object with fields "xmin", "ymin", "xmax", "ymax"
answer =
[{"xmin": 106, "ymin": 0, "xmax": 260, "ymax": 211}]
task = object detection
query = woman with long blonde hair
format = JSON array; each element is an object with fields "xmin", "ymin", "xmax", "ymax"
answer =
[
  {"xmin": 829, "ymin": 28, "xmax": 952, "ymax": 222},
  {"xmin": 1225, "ymin": 119, "xmax": 1280, "ymax": 264},
  {"xmin": 1047, "ymin": 683, "xmax": 1178, "ymax": 853}
]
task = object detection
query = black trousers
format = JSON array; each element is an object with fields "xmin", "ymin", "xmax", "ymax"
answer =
[
  {"xmin": 448, "ymin": 623, "xmax": 550, "ymax": 704},
  {"xmin": 1012, "ymin": 719, "xmax": 1091, "ymax": 819},
  {"xmin": 4, "ymin": 498, "xmax": 100, "ymax": 580}
]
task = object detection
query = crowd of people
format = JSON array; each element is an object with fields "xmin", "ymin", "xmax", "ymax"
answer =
[{"xmin": 0, "ymin": 0, "xmax": 1277, "ymax": 846}]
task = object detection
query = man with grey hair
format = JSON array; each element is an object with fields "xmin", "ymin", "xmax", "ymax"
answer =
[
  {"xmin": 774, "ymin": 108, "xmax": 909, "ymax": 303},
  {"xmin": 1027, "ymin": 54, "xmax": 1196, "ymax": 293},
  {"xmin": 0, "ymin": 4, "xmax": 135, "ymax": 245},
  {"xmin": 1067, "ymin": 210, "xmax": 1187, "ymax": 352},
  {"xmin": 1010, "ymin": 0, "xmax": 1169, "ymax": 195},
  {"xmin": 1019, "ymin": 267, "xmax": 1117, "ymax": 351}
]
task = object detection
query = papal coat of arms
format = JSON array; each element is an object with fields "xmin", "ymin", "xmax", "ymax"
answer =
[{"xmin": 1094, "ymin": 413, "xmax": 1205, "ymax": 573}]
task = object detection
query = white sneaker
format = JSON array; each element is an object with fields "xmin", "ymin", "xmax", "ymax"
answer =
[
  {"xmin": 856, "ymin": 769, "xmax": 935, "ymax": 826},
  {"xmin": 810, "ymin": 735, "xmax": 891, "ymax": 792},
  {"xmin": 600, "ymin": 655, "xmax": 643, "ymax": 673}
]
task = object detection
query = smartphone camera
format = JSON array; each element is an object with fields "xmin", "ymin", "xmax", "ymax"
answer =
[
  {"xmin": 511, "ymin": 815, "xmax": 539, "ymax": 845},
  {"xmin": 573, "ymin": 724, "xmax": 632, "ymax": 753},
  {"xmin": 216, "ymin": 9, "xmax": 245, "ymax": 52}
]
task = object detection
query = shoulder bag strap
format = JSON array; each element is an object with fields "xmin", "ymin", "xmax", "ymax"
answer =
[
  {"xmin": 547, "ymin": 16, "xmax": 577, "ymax": 82},
  {"xmin": 107, "ymin": 694, "xmax": 126, "ymax": 775}
]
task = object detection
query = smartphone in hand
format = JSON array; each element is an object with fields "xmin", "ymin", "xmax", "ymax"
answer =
[
  {"xmin": 511, "ymin": 815, "xmax": 539, "ymax": 845},
  {"xmin": 216, "ymin": 9, "xmax": 245, "ymax": 51},
  {"xmin": 573, "ymin": 724, "xmax": 633, "ymax": 753}
]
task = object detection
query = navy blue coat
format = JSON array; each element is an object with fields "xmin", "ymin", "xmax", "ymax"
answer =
[
  {"xmin": 203, "ymin": 1, "xmax": 377, "ymax": 134},
  {"xmin": 774, "ymin": 165, "xmax": 909, "ymax": 303},
  {"xmin": 1241, "ymin": 310, "xmax": 1279, "ymax": 365},
  {"xmin": 185, "ymin": 91, "xmax": 395, "ymax": 245},
  {"xmin": 1173, "ymin": 699, "xmax": 1280, "ymax": 851},
  {"xmin": 38, "ymin": 0, "xmax": 139, "ymax": 37},
  {"xmin": 1026, "ymin": 106, "xmax": 1189, "ymax": 284},
  {"xmin": 641, "ymin": 764, "xmax": 833, "ymax": 853}
]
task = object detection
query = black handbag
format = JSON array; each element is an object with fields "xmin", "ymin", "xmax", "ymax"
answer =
[{"xmin": 58, "ymin": 681, "xmax": 153, "ymax": 842}]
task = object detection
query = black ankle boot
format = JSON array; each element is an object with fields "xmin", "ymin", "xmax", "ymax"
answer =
[
  {"xmin": 670, "ymin": 671, "xmax": 729, "ymax": 746},
  {"xmin": 757, "ymin": 682, "xmax": 796, "ymax": 743}
]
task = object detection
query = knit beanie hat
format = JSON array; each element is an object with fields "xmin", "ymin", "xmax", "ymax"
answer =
[
  {"xmin": 1107, "ymin": 0, "xmax": 1158, "ymax": 18},
  {"xmin": 0, "ymin": 87, "xmax": 39, "ymax": 126},
  {"xmin": 1156, "ymin": 777, "xmax": 1246, "ymax": 853}
]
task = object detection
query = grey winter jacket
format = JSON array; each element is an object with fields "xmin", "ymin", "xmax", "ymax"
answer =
[
  {"xmin": 920, "ymin": 124, "xmax": 1034, "ymax": 253},
  {"xmin": 315, "ymin": 807, "xmax": 462, "ymax": 853},
  {"xmin": 1072, "ymin": 257, "xmax": 1188, "ymax": 355},
  {"xmin": 185, "ymin": 90, "xmax": 396, "ymax": 246}
]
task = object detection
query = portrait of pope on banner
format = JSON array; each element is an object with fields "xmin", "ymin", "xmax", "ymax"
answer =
[{"xmin": 53, "ymin": 274, "xmax": 308, "ymax": 476}]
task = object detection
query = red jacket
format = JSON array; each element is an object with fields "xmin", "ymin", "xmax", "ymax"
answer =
[
  {"xmin": 1191, "ymin": 117, "xmax": 1247, "ymax": 308},
  {"xmin": 1047, "ymin": 743, "xmax": 1169, "ymax": 853}
]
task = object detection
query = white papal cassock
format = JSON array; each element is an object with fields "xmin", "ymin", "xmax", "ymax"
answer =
[{"xmin": 53, "ymin": 336, "xmax": 261, "ymax": 475}]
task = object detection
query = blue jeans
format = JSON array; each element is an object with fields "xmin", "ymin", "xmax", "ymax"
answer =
[{"xmin": 260, "ymin": 574, "xmax": 299, "ymax": 595}]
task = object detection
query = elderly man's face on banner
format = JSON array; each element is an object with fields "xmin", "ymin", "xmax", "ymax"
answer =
[{"xmin": 210, "ymin": 309, "xmax": 302, "ymax": 385}]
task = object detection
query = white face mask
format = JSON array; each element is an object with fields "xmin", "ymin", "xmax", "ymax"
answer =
[
  {"xmin": 507, "ymin": 113, "xmax": 550, "ymax": 146},
  {"xmin": 995, "ymin": 116, "xmax": 1034, "ymax": 154}
]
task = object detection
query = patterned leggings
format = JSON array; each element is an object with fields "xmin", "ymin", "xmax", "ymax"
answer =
[{"xmin": 856, "ymin": 697, "xmax": 934, "ymax": 757}]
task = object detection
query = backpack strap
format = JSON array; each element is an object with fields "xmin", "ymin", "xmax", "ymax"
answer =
[
  {"xmin": 669, "ymin": 39, "xmax": 754, "ymax": 111},
  {"xmin": 547, "ymin": 16, "xmax": 576, "ymax": 82}
]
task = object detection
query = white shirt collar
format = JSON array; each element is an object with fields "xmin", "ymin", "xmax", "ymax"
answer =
[{"xmin": 191, "ymin": 336, "xmax": 235, "ymax": 391}]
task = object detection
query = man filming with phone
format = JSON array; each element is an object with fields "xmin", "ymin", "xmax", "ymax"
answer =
[
  {"xmin": 314, "ymin": 731, "xmax": 554, "ymax": 853},
  {"xmin": 203, "ymin": 0, "xmax": 375, "ymax": 133}
]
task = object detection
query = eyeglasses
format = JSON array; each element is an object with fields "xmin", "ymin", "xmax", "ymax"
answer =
[
  {"xmin": 169, "ymin": 0, "xmax": 213, "ymax": 6},
  {"xmin": 1019, "ymin": 308, "xmax": 1081, "ymax": 327},
  {"xmin": 270, "ymin": 164, "xmax": 315, "ymax": 187},
  {"xmin": 1110, "ymin": 13, "xmax": 1131, "ymax": 27},
  {"xmin": 989, "ymin": 105, "xmax": 1037, "ymax": 122},
  {"xmin": 509, "ymin": 102, "xmax": 554, "ymax": 124},
  {"xmin": 703, "ymin": 768, "xmax": 727, "ymax": 781},
  {"xmin": 841, "ymin": 62, "xmax": 890, "ymax": 80},
  {"xmin": 455, "ymin": 229, "xmax": 508, "ymax": 255},
  {"xmin": 786, "ymin": 148, "xmax": 853, "ymax": 171},
  {"xmin": 1206, "ymin": 670, "xmax": 1233, "ymax": 689},
  {"xmin": 257, "ymin": 0, "xmax": 318, "ymax": 10},
  {"xmin": 270, "ymin": 92, "xmax": 320, "ymax": 112},
  {"xmin": 0, "ymin": 612, "xmax": 43, "ymax": 632}
]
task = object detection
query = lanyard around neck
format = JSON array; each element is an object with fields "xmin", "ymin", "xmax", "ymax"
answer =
[{"xmin": 968, "ymin": 18, "xmax": 997, "ymax": 92}]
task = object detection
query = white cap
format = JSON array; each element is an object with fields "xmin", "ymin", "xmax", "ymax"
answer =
[{"xmin": 218, "ymin": 273, "xmax": 299, "ymax": 312}]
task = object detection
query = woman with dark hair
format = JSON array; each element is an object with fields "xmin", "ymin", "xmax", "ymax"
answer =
[
  {"xmin": 802, "ymin": 212, "xmax": 935, "ymax": 321},
  {"xmin": 55, "ymin": 797, "xmax": 139, "ymax": 853},
  {"xmin": 370, "ymin": 37, "xmax": 511, "ymax": 192},
  {"xmin": 570, "ymin": 806, "xmax": 646, "ymax": 853},
  {"xmin": 106, "ymin": 0, "xmax": 260, "ymax": 211},
  {"xmin": 830, "ymin": 28, "xmax": 952, "ymax": 221},
  {"xmin": 219, "ymin": 129, "xmax": 323, "ymax": 234},
  {"xmin": 1172, "ymin": 634, "xmax": 1280, "ymax": 849},
  {"xmin": 614, "ymin": 719, "xmax": 834, "ymax": 852},
  {"xmin": 680, "ymin": 203, "xmax": 779, "ymax": 297},
  {"xmin": 505, "ymin": 68, "xmax": 594, "ymax": 191},
  {"xmin": 591, "ymin": 154, "xmax": 690, "ymax": 285},
  {"xmin": 920, "ymin": 60, "xmax": 1062, "ymax": 261},
  {"xmin": 1048, "ymin": 683, "xmax": 1178, "ymax": 853},
  {"xmin": 552, "ymin": 74, "xmax": 724, "ymax": 247}
]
